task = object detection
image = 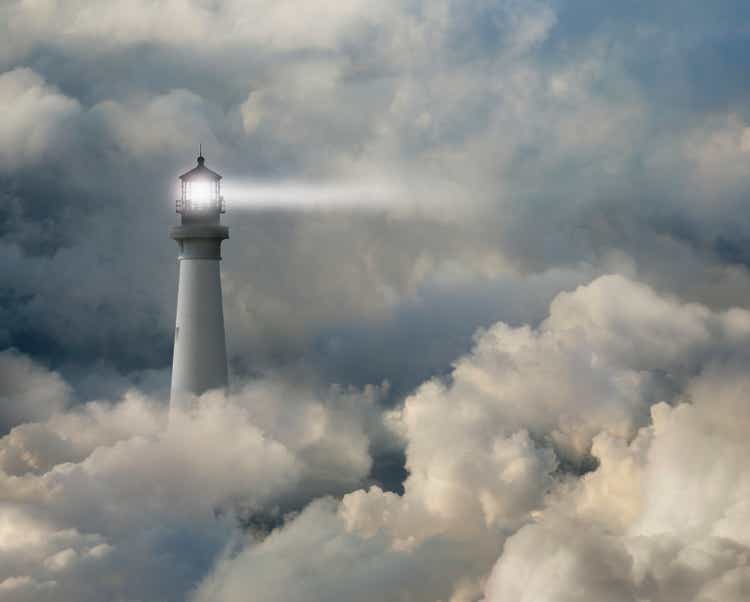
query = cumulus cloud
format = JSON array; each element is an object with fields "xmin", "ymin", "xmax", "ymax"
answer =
[
  {"xmin": 0, "ymin": 68, "xmax": 79, "ymax": 170},
  {"xmin": 193, "ymin": 275, "xmax": 750, "ymax": 602},
  {"xmin": 483, "ymin": 519, "xmax": 636, "ymax": 602},
  {"xmin": 0, "ymin": 349, "xmax": 69, "ymax": 434},
  {"xmin": 482, "ymin": 365, "xmax": 750, "ymax": 602},
  {"xmin": 91, "ymin": 90, "xmax": 220, "ymax": 159},
  {"xmin": 334, "ymin": 275, "xmax": 750, "ymax": 550},
  {"xmin": 5, "ymin": 274, "xmax": 750, "ymax": 601},
  {"xmin": 2, "ymin": 0, "xmax": 391, "ymax": 59},
  {"xmin": 0, "ymin": 353, "xmax": 386, "ymax": 600},
  {"xmin": 193, "ymin": 497, "xmax": 492, "ymax": 602}
]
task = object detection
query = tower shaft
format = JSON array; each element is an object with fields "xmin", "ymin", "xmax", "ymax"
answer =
[{"xmin": 170, "ymin": 224, "xmax": 229, "ymax": 401}]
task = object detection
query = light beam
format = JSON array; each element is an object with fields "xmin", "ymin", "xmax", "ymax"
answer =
[{"xmin": 221, "ymin": 179, "xmax": 403, "ymax": 211}]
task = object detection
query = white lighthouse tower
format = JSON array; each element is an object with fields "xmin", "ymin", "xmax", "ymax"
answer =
[{"xmin": 169, "ymin": 152, "xmax": 229, "ymax": 403}]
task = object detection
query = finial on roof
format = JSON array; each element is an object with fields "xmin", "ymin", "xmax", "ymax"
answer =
[{"xmin": 197, "ymin": 144, "xmax": 205, "ymax": 165}]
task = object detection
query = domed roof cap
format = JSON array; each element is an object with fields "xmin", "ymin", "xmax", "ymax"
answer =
[{"xmin": 179, "ymin": 150, "xmax": 222, "ymax": 181}]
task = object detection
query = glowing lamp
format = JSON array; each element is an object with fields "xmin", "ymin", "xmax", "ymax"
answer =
[{"xmin": 176, "ymin": 153, "xmax": 225, "ymax": 218}]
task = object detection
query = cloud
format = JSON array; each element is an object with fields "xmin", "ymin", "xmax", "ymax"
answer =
[
  {"xmin": 3, "ymin": 0, "xmax": 750, "ymax": 395},
  {"xmin": 193, "ymin": 497, "xmax": 491, "ymax": 602},
  {"xmin": 0, "ymin": 68, "xmax": 79, "ymax": 170},
  {"xmin": 0, "ymin": 349, "xmax": 69, "ymax": 434},
  {"xmin": 0, "ymin": 353, "xmax": 385, "ymax": 600},
  {"xmin": 482, "ymin": 519, "xmax": 636, "ymax": 602},
  {"xmin": 91, "ymin": 90, "xmax": 219, "ymax": 159},
  {"xmin": 337, "ymin": 275, "xmax": 750, "ymax": 546},
  {"xmin": 482, "ymin": 364, "xmax": 750, "ymax": 602},
  {"xmin": 195, "ymin": 274, "xmax": 750, "ymax": 602},
  {"xmin": 1, "ymin": 0, "xmax": 392, "ymax": 60},
  {"xmin": 5, "ymin": 274, "xmax": 750, "ymax": 601}
]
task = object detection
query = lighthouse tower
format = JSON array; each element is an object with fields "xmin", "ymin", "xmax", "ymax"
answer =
[{"xmin": 170, "ymin": 152, "xmax": 229, "ymax": 403}]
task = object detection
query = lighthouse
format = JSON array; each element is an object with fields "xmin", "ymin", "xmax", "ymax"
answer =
[{"xmin": 169, "ymin": 152, "xmax": 229, "ymax": 402}]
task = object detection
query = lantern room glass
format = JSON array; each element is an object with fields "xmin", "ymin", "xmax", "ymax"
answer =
[
  {"xmin": 179, "ymin": 179, "xmax": 222, "ymax": 213},
  {"xmin": 176, "ymin": 154, "xmax": 225, "ymax": 216}
]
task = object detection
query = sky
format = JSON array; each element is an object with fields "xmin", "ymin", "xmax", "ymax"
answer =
[{"xmin": 2, "ymin": 0, "xmax": 750, "ymax": 600}]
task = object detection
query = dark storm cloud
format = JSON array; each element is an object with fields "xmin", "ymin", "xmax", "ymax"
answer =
[
  {"xmin": 1, "ymin": 0, "xmax": 750, "ymax": 400},
  {"xmin": 0, "ymin": 0, "xmax": 749, "ymax": 404}
]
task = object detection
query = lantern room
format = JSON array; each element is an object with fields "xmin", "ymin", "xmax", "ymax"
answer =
[{"xmin": 176, "ymin": 153, "xmax": 225, "ymax": 220}]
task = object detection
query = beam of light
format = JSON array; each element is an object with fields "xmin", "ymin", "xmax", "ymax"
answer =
[{"xmin": 221, "ymin": 179, "xmax": 404, "ymax": 212}]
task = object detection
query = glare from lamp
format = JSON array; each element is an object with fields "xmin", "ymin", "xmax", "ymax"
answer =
[{"xmin": 189, "ymin": 180, "xmax": 213, "ymax": 209}]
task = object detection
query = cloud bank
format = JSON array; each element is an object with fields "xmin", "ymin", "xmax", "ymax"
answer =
[
  {"xmin": 195, "ymin": 276, "xmax": 750, "ymax": 602},
  {"xmin": 3, "ymin": 276, "xmax": 750, "ymax": 600}
]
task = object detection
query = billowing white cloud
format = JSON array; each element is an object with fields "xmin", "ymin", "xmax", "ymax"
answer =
[
  {"xmin": 0, "ymin": 349, "xmax": 69, "ymax": 434},
  {"xmin": 193, "ymin": 497, "xmax": 492, "ymax": 602},
  {"xmin": 0, "ymin": 69, "xmax": 79, "ymax": 170},
  {"xmin": 482, "ymin": 365, "xmax": 750, "ymax": 602},
  {"xmin": 91, "ymin": 90, "xmax": 219, "ymax": 159},
  {"xmin": 337, "ymin": 275, "xmax": 750, "ymax": 548},
  {"xmin": 0, "ymin": 355, "xmax": 383, "ymax": 600},
  {"xmin": 195, "ymin": 274, "xmax": 750, "ymax": 602},
  {"xmin": 1, "ymin": 0, "xmax": 391, "ymax": 54},
  {"xmin": 483, "ymin": 519, "xmax": 636, "ymax": 602},
  {"xmin": 5, "ymin": 274, "xmax": 750, "ymax": 601}
]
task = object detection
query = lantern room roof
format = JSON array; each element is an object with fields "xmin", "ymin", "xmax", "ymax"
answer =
[{"xmin": 179, "ymin": 155, "xmax": 222, "ymax": 181}]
